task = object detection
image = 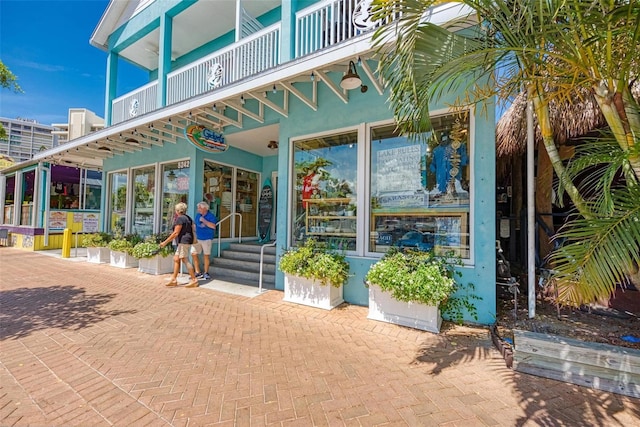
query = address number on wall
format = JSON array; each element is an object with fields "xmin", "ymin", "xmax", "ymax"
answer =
[{"xmin": 177, "ymin": 160, "xmax": 190, "ymax": 169}]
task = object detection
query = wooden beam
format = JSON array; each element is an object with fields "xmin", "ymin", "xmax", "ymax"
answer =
[
  {"xmin": 221, "ymin": 99, "xmax": 264, "ymax": 123},
  {"xmin": 360, "ymin": 59, "xmax": 384, "ymax": 95},
  {"xmin": 314, "ymin": 69, "xmax": 348, "ymax": 103},
  {"xmin": 248, "ymin": 90, "xmax": 289, "ymax": 117},
  {"xmin": 280, "ymin": 80, "xmax": 317, "ymax": 111}
]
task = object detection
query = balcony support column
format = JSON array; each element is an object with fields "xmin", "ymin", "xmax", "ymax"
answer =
[
  {"xmin": 157, "ymin": 13, "xmax": 173, "ymax": 109},
  {"xmin": 280, "ymin": 0, "xmax": 297, "ymax": 62},
  {"xmin": 104, "ymin": 51, "xmax": 119, "ymax": 126}
]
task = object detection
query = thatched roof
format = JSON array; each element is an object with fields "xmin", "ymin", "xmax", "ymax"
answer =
[{"xmin": 496, "ymin": 83, "xmax": 640, "ymax": 157}]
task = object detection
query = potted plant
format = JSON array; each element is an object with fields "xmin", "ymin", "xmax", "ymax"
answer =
[
  {"xmin": 365, "ymin": 248, "xmax": 479, "ymax": 333},
  {"xmin": 82, "ymin": 232, "xmax": 112, "ymax": 264},
  {"xmin": 132, "ymin": 233, "xmax": 174, "ymax": 275},
  {"xmin": 279, "ymin": 238, "xmax": 350, "ymax": 310},
  {"xmin": 108, "ymin": 233, "xmax": 142, "ymax": 268}
]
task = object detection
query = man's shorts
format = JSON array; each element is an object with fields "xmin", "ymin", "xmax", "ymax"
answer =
[
  {"xmin": 175, "ymin": 243, "xmax": 191, "ymax": 259},
  {"xmin": 191, "ymin": 239, "xmax": 213, "ymax": 256}
]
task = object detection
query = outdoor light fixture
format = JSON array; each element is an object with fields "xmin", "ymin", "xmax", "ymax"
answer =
[
  {"xmin": 272, "ymin": 84, "xmax": 277, "ymax": 93},
  {"xmin": 340, "ymin": 60, "xmax": 362, "ymax": 90},
  {"xmin": 267, "ymin": 140, "xmax": 278, "ymax": 150}
]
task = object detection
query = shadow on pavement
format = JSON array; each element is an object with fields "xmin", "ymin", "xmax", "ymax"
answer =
[{"xmin": 0, "ymin": 285, "xmax": 137, "ymax": 340}]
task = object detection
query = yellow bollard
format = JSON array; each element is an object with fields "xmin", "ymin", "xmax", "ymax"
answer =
[{"xmin": 62, "ymin": 228, "xmax": 72, "ymax": 258}]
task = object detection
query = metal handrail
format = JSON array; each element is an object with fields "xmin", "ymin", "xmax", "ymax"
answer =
[
  {"xmin": 258, "ymin": 241, "xmax": 277, "ymax": 293},
  {"xmin": 216, "ymin": 213, "xmax": 243, "ymax": 257}
]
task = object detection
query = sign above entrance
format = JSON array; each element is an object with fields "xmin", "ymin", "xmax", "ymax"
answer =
[{"xmin": 184, "ymin": 125, "xmax": 228, "ymax": 153}]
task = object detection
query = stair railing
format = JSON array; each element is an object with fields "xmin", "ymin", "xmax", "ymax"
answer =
[
  {"xmin": 216, "ymin": 213, "xmax": 243, "ymax": 257},
  {"xmin": 259, "ymin": 241, "xmax": 277, "ymax": 293}
]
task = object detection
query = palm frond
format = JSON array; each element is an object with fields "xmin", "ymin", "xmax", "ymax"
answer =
[{"xmin": 548, "ymin": 184, "xmax": 640, "ymax": 306}]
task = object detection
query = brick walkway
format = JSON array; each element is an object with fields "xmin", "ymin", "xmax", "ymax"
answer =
[{"xmin": 1, "ymin": 248, "xmax": 638, "ymax": 426}]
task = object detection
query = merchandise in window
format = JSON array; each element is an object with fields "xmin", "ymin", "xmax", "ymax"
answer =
[
  {"xmin": 292, "ymin": 130, "xmax": 358, "ymax": 251},
  {"xmin": 161, "ymin": 161, "xmax": 190, "ymax": 235},
  {"xmin": 132, "ymin": 166, "xmax": 156, "ymax": 238},
  {"xmin": 369, "ymin": 114, "xmax": 471, "ymax": 258},
  {"xmin": 109, "ymin": 171, "xmax": 128, "ymax": 234}
]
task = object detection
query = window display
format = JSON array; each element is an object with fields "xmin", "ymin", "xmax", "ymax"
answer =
[
  {"xmin": 292, "ymin": 130, "xmax": 358, "ymax": 251},
  {"xmin": 108, "ymin": 171, "xmax": 128, "ymax": 234},
  {"xmin": 161, "ymin": 161, "xmax": 190, "ymax": 235},
  {"xmin": 369, "ymin": 113, "xmax": 471, "ymax": 257},
  {"xmin": 132, "ymin": 166, "xmax": 156, "ymax": 238}
]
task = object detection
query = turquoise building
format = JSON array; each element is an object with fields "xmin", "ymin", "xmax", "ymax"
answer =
[{"xmin": 0, "ymin": 0, "xmax": 496, "ymax": 324}]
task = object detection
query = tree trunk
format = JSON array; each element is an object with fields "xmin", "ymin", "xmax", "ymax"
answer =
[{"xmin": 530, "ymin": 90, "xmax": 591, "ymax": 219}]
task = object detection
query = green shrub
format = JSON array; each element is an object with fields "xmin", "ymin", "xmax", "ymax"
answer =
[
  {"xmin": 131, "ymin": 240, "xmax": 173, "ymax": 259},
  {"xmin": 366, "ymin": 248, "xmax": 480, "ymax": 324},
  {"xmin": 107, "ymin": 233, "xmax": 142, "ymax": 255},
  {"xmin": 279, "ymin": 238, "xmax": 349, "ymax": 287},
  {"xmin": 81, "ymin": 232, "xmax": 112, "ymax": 247}
]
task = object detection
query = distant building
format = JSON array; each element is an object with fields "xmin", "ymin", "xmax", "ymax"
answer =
[
  {"xmin": 0, "ymin": 117, "xmax": 57, "ymax": 163},
  {"xmin": 52, "ymin": 108, "xmax": 105, "ymax": 144}
]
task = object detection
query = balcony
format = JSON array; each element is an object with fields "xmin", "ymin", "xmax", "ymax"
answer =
[{"xmin": 110, "ymin": 0, "xmax": 379, "ymax": 126}]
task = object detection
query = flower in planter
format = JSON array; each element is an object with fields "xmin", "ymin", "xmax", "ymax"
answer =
[
  {"xmin": 279, "ymin": 238, "xmax": 349, "ymax": 287},
  {"xmin": 82, "ymin": 232, "xmax": 112, "ymax": 248},
  {"xmin": 366, "ymin": 248, "xmax": 480, "ymax": 324},
  {"xmin": 107, "ymin": 233, "xmax": 142, "ymax": 255}
]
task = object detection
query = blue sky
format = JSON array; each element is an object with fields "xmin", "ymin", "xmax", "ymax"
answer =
[{"xmin": 0, "ymin": 0, "xmax": 147, "ymax": 125}]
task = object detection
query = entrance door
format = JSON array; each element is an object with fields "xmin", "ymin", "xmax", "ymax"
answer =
[{"xmin": 203, "ymin": 161, "xmax": 259, "ymax": 238}]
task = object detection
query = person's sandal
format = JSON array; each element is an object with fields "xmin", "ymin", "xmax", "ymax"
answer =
[
  {"xmin": 165, "ymin": 280, "xmax": 178, "ymax": 287},
  {"xmin": 185, "ymin": 280, "xmax": 199, "ymax": 288}
]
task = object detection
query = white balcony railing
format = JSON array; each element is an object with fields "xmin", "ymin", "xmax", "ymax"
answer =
[
  {"xmin": 111, "ymin": 81, "xmax": 158, "ymax": 125},
  {"xmin": 166, "ymin": 23, "xmax": 281, "ymax": 105}
]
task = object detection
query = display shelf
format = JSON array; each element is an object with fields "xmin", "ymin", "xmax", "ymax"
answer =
[{"xmin": 304, "ymin": 198, "xmax": 356, "ymax": 238}]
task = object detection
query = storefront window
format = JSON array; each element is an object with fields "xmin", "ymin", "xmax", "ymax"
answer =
[
  {"xmin": 82, "ymin": 170, "xmax": 102, "ymax": 210},
  {"xmin": 369, "ymin": 113, "xmax": 471, "ymax": 258},
  {"xmin": 161, "ymin": 161, "xmax": 190, "ymax": 234},
  {"xmin": 3, "ymin": 175, "xmax": 15, "ymax": 224},
  {"xmin": 132, "ymin": 166, "xmax": 156, "ymax": 238},
  {"xmin": 20, "ymin": 170, "xmax": 35, "ymax": 225},
  {"xmin": 291, "ymin": 130, "xmax": 358, "ymax": 250},
  {"xmin": 108, "ymin": 171, "xmax": 128, "ymax": 234}
]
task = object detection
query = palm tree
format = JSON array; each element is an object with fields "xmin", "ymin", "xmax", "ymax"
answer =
[{"xmin": 372, "ymin": 0, "xmax": 640, "ymax": 306}]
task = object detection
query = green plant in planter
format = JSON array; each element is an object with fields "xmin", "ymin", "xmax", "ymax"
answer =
[
  {"xmin": 107, "ymin": 233, "xmax": 142, "ymax": 255},
  {"xmin": 81, "ymin": 232, "xmax": 112, "ymax": 248},
  {"xmin": 279, "ymin": 238, "xmax": 349, "ymax": 287},
  {"xmin": 365, "ymin": 248, "xmax": 480, "ymax": 325},
  {"xmin": 132, "ymin": 234, "xmax": 174, "ymax": 259}
]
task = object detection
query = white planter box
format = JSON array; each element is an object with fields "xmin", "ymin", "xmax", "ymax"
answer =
[
  {"xmin": 367, "ymin": 283, "xmax": 442, "ymax": 333},
  {"xmin": 86, "ymin": 247, "xmax": 110, "ymax": 264},
  {"xmin": 138, "ymin": 254, "xmax": 174, "ymax": 275},
  {"xmin": 283, "ymin": 274, "xmax": 343, "ymax": 310},
  {"xmin": 109, "ymin": 250, "xmax": 139, "ymax": 269}
]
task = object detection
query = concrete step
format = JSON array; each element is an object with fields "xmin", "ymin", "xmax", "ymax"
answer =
[
  {"xmin": 214, "ymin": 257, "xmax": 276, "ymax": 274},
  {"xmin": 210, "ymin": 242, "xmax": 277, "ymax": 285},
  {"xmin": 228, "ymin": 242, "xmax": 277, "ymax": 255}
]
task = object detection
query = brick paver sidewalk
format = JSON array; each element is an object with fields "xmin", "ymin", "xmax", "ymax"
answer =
[{"xmin": 1, "ymin": 248, "xmax": 638, "ymax": 426}]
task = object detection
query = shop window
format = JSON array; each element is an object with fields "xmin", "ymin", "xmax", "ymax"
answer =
[
  {"xmin": 132, "ymin": 166, "xmax": 156, "ymax": 238},
  {"xmin": 291, "ymin": 130, "xmax": 358, "ymax": 251},
  {"xmin": 108, "ymin": 171, "xmax": 128, "ymax": 234},
  {"xmin": 161, "ymin": 161, "xmax": 190, "ymax": 234},
  {"xmin": 20, "ymin": 170, "xmax": 35, "ymax": 225},
  {"xmin": 3, "ymin": 175, "xmax": 15, "ymax": 224},
  {"xmin": 369, "ymin": 113, "xmax": 471, "ymax": 258}
]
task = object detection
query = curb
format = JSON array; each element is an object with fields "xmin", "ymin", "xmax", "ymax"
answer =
[{"xmin": 490, "ymin": 324, "xmax": 513, "ymax": 368}]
